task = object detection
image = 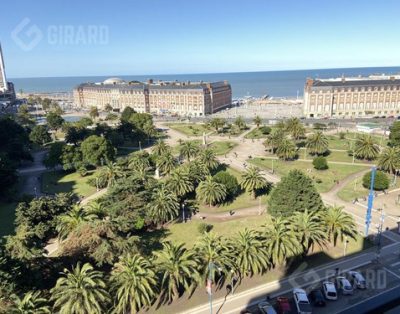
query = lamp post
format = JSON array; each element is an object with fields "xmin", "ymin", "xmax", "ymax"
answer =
[
  {"xmin": 182, "ymin": 202, "xmax": 186, "ymax": 223},
  {"xmin": 207, "ymin": 262, "xmax": 222, "ymax": 314},
  {"xmin": 365, "ymin": 167, "xmax": 376, "ymax": 236}
]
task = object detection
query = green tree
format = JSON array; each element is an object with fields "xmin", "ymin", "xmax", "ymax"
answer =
[
  {"xmin": 110, "ymin": 253, "xmax": 157, "ymax": 313},
  {"xmin": 312, "ymin": 156, "xmax": 328, "ymax": 170},
  {"xmin": 240, "ymin": 166, "xmax": 268, "ymax": 199},
  {"xmin": 268, "ymin": 170, "xmax": 325, "ymax": 217},
  {"xmin": 234, "ymin": 116, "xmax": 246, "ymax": 130},
  {"xmin": 10, "ymin": 291, "xmax": 50, "ymax": 314},
  {"xmin": 209, "ymin": 118, "xmax": 226, "ymax": 132},
  {"xmin": 276, "ymin": 138, "xmax": 297, "ymax": 160},
  {"xmin": 179, "ymin": 141, "xmax": 200, "ymax": 161},
  {"xmin": 89, "ymin": 106, "xmax": 100, "ymax": 120},
  {"xmin": 148, "ymin": 184, "xmax": 180, "ymax": 225},
  {"xmin": 61, "ymin": 145, "xmax": 83, "ymax": 171},
  {"xmin": 81, "ymin": 135, "xmax": 115, "ymax": 166},
  {"xmin": 362, "ymin": 170, "xmax": 389, "ymax": 191},
  {"xmin": 306, "ymin": 131, "xmax": 329, "ymax": 155},
  {"xmin": 213, "ymin": 171, "xmax": 240, "ymax": 199},
  {"xmin": 56, "ymin": 205, "xmax": 98, "ymax": 240},
  {"xmin": 286, "ymin": 117, "xmax": 305, "ymax": 140},
  {"xmin": 46, "ymin": 111, "xmax": 64, "ymax": 132},
  {"xmin": 378, "ymin": 147, "xmax": 400, "ymax": 175},
  {"xmin": 157, "ymin": 152, "xmax": 177, "ymax": 175},
  {"xmin": 253, "ymin": 115, "xmax": 262, "ymax": 128},
  {"xmin": 121, "ymin": 107, "xmax": 135, "ymax": 122},
  {"xmin": 0, "ymin": 153, "xmax": 18, "ymax": 199},
  {"xmin": 154, "ymin": 242, "xmax": 199, "ymax": 302},
  {"xmin": 263, "ymin": 129, "xmax": 285, "ymax": 153},
  {"xmin": 198, "ymin": 148, "xmax": 219, "ymax": 170},
  {"xmin": 44, "ymin": 142, "xmax": 64, "ymax": 169},
  {"xmin": 323, "ymin": 206, "xmax": 357, "ymax": 246},
  {"xmin": 16, "ymin": 104, "xmax": 34, "ymax": 127},
  {"xmin": 152, "ymin": 139, "xmax": 171, "ymax": 158},
  {"xmin": 104, "ymin": 103, "xmax": 113, "ymax": 112},
  {"xmin": 196, "ymin": 176, "xmax": 227, "ymax": 207},
  {"xmin": 167, "ymin": 167, "xmax": 194, "ymax": 198},
  {"xmin": 389, "ymin": 121, "xmax": 400, "ymax": 147},
  {"xmin": 29, "ymin": 125, "xmax": 51, "ymax": 145},
  {"xmin": 354, "ymin": 134, "xmax": 380, "ymax": 160},
  {"xmin": 98, "ymin": 162, "xmax": 125, "ymax": 187},
  {"xmin": 51, "ymin": 263, "xmax": 109, "ymax": 314}
]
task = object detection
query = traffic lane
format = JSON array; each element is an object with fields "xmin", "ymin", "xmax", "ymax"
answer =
[{"xmin": 246, "ymin": 264, "xmax": 400, "ymax": 314}]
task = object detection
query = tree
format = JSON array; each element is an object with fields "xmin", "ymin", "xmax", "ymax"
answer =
[
  {"xmin": 196, "ymin": 176, "xmax": 227, "ymax": 207},
  {"xmin": 234, "ymin": 116, "xmax": 246, "ymax": 130},
  {"xmin": 46, "ymin": 111, "xmax": 64, "ymax": 132},
  {"xmin": 75, "ymin": 117, "xmax": 93, "ymax": 128},
  {"xmin": 64, "ymin": 125, "xmax": 89, "ymax": 145},
  {"xmin": 9, "ymin": 291, "xmax": 50, "ymax": 314},
  {"xmin": 179, "ymin": 141, "xmax": 199, "ymax": 161},
  {"xmin": 286, "ymin": 117, "xmax": 305, "ymax": 140},
  {"xmin": 152, "ymin": 140, "xmax": 171, "ymax": 158},
  {"xmin": 89, "ymin": 106, "xmax": 100, "ymax": 120},
  {"xmin": 98, "ymin": 162, "xmax": 124, "ymax": 187},
  {"xmin": 110, "ymin": 253, "xmax": 157, "ymax": 313},
  {"xmin": 253, "ymin": 115, "xmax": 262, "ymax": 128},
  {"xmin": 209, "ymin": 118, "xmax": 225, "ymax": 132},
  {"xmin": 268, "ymin": 170, "xmax": 325, "ymax": 217},
  {"xmin": 51, "ymin": 263, "xmax": 109, "ymax": 314},
  {"xmin": 240, "ymin": 166, "xmax": 268, "ymax": 199},
  {"xmin": 213, "ymin": 171, "xmax": 240, "ymax": 199},
  {"xmin": 276, "ymin": 138, "xmax": 297, "ymax": 160},
  {"xmin": 148, "ymin": 184, "xmax": 180, "ymax": 225},
  {"xmin": 306, "ymin": 131, "xmax": 329, "ymax": 155},
  {"xmin": 0, "ymin": 117, "xmax": 32, "ymax": 163},
  {"xmin": 81, "ymin": 135, "xmax": 115, "ymax": 166},
  {"xmin": 56, "ymin": 205, "xmax": 98, "ymax": 240},
  {"xmin": 362, "ymin": 170, "xmax": 389, "ymax": 191},
  {"xmin": 167, "ymin": 168, "xmax": 194, "ymax": 198},
  {"xmin": 263, "ymin": 129, "xmax": 285, "ymax": 153},
  {"xmin": 312, "ymin": 156, "xmax": 328, "ymax": 170},
  {"xmin": 44, "ymin": 142, "xmax": 64, "ymax": 169},
  {"xmin": 154, "ymin": 242, "xmax": 199, "ymax": 302},
  {"xmin": 61, "ymin": 145, "xmax": 83, "ymax": 171},
  {"xmin": 389, "ymin": 121, "xmax": 400, "ymax": 147},
  {"xmin": 198, "ymin": 148, "xmax": 219, "ymax": 170},
  {"xmin": 121, "ymin": 106, "xmax": 135, "ymax": 122},
  {"xmin": 16, "ymin": 104, "xmax": 34, "ymax": 127},
  {"xmin": 378, "ymin": 147, "xmax": 400, "ymax": 175},
  {"xmin": 0, "ymin": 153, "xmax": 18, "ymax": 199},
  {"xmin": 104, "ymin": 103, "xmax": 113, "ymax": 112},
  {"xmin": 29, "ymin": 125, "xmax": 51, "ymax": 145},
  {"xmin": 323, "ymin": 206, "xmax": 357, "ymax": 246},
  {"xmin": 354, "ymin": 134, "xmax": 380, "ymax": 160},
  {"xmin": 157, "ymin": 152, "xmax": 177, "ymax": 175}
]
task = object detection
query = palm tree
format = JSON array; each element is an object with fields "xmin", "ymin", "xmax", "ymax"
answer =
[
  {"xmin": 231, "ymin": 229, "xmax": 269, "ymax": 278},
  {"xmin": 276, "ymin": 138, "xmax": 297, "ymax": 160},
  {"xmin": 51, "ymin": 262, "xmax": 109, "ymax": 314},
  {"xmin": 378, "ymin": 146, "xmax": 400, "ymax": 177},
  {"xmin": 167, "ymin": 167, "xmax": 194, "ymax": 197},
  {"xmin": 209, "ymin": 118, "xmax": 226, "ymax": 132},
  {"xmin": 253, "ymin": 115, "xmax": 262, "ymax": 128},
  {"xmin": 110, "ymin": 253, "xmax": 157, "ymax": 313},
  {"xmin": 306, "ymin": 131, "xmax": 329, "ymax": 155},
  {"xmin": 290, "ymin": 210, "xmax": 327, "ymax": 254},
  {"xmin": 196, "ymin": 176, "xmax": 227, "ymax": 207},
  {"xmin": 148, "ymin": 184, "xmax": 180, "ymax": 225},
  {"xmin": 57, "ymin": 205, "xmax": 98, "ymax": 240},
  {"xmin": 234, "ymin": 116, "xmax": 246, "ymax": 130},
  {"xmin": 85, "ymin": 200, "xmax": 107, "ymax": 218},
  {"xmin": 157, "ymin": 152, "xmax": 177, "ymax": 175},
  {"xmin": 154, "ymin": 242, "xmax": 199, "ymax": 302},
  {"xmin": 152, "ymin": 139, "xmax": 171, "ymax": 158},
  {"xmin": 198, "ymin": 148, "xmax": 219, "ymax": 170},
  {"xmin": 179, "ymin": 141, "xmax": 200, "ymax": 161},
  {"xmin": 286, "ymin": 118, "xmax": 305, "ymax": 140},
  {"xmin": 354, "ymin": 134, "xmax": 380, "ymax": 160},
  {"xmin": 323, "ymin": 206, "xmax": 357, "ymax": 246},
  {"xmin": 263, "ymin": 129, "xmax": 285, "ymax": 153},
  {"xmin": 263, "ymin": 216, "xmax": 300, "ymax": 266},
  {"xmin": 99, "ymin": 162, "xmax": 124, "ymax": 187},
  {"xmin": 185, "ymin": 160, "xmax": 210, "ymax": 184},
  {"xmin": 240, "ymin": 166, "xmax": 268, "ymax": 199},
  {"xmin": 10, "ymin": 291, "xmax": 50, "ymax": 314},
  {"xmin": 128, "ymin": 154, "xmax": 151, "ymax": 172}
]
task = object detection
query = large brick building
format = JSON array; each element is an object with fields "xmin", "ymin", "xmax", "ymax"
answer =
[
  {"xmin": 74, "ymin": 78, "xmax": 232, "ymax": 116},
  {"xmin": 303, "ymin": 75, "xmax": 400, "ymax": 118}
]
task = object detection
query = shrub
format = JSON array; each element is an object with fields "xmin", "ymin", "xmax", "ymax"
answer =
[
  {"xmin": 260, "ymin": 126, "xmax": 272, "ymax": 135},
  {"xmin": 339, "ymin": 132, "xmax": 346, "ymax": 140},
  {"xmin": 213, "ymin": 171, "xmax": 240, "ymax": 199},
  {"xmin": 362, "ymin": 170, "xmax": 389, "ymax": 191},
  {"xmin": 312, "ymin": 156, "xmax": 328, "ymax": 170},
  {"xmin": 198, "ymin": 222, "xmax": 213, "ymax": 234},
  {"xmin": 78, "ymin": 166, "xmax": 88, "ymax": 177}
]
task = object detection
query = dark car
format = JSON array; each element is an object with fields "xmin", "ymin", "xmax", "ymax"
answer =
[
  {"xmin": 309, "ymin": 289, "xmax": 326, "ymax": 307},
  {"xmin": 276, "ymin": 297, "xmax": 291, "ymax": 314}
]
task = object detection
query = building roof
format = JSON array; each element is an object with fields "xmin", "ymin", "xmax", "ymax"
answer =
[
  {"xmin": 103, "ymin": 77, "xmax": 126, "ymax": 85},
  {"xmin": 310, "ymin": 75, "xmax": 400, "ymax": 88}
]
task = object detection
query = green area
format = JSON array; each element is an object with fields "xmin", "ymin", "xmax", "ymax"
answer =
[
  {"xmin": 249, "ymin": 157, "xmax": 367, "ymax": 193},
  {"xmin": 244, "ymin": 127, "xmax": 270, "ymax": 139},
  {"xmin": 209, "ymin": 140, "xmax": 237, "ymax": 155},
  {"xmin": 41, "ymin": 170, "xmax": 97, "ymax": 197},
  {"xmin": 298, "ymin": 148, "xmax": 371, "ymax": 164},
  {"xmin": 167, "ymin": 123, "xmax": 211, "ymax": 136},
  {"xmin": 0, "ymin": 202, "xmax": 17, "ymax": 237}
]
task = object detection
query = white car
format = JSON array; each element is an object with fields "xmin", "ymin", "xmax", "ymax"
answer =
[
  {"xmin": 322, "ymin": 281, "xmax": 338, "ymax": 300},
  {"xmin": 348, "ymin": 271, "xmax": 367, "ymax": 289},
  {"xmin": 257, "ymin": 301, "xmax": 277, "ymax": 314},
  {"xmin": 336, "ymin": 276, "xmax": 353, "ymax": 295},
  {"xmin": 293, "ymin": 288, "xmax": 312, "ymax": 314}
]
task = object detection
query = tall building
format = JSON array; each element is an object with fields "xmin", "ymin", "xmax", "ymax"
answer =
[
  {"xmin": 0, "ymin": 44, "xmax": 8, "ymax": 92},
  {"xmin": 303, "ymin": 75, "xmax": 400, "ymax": 118},
  {"xmin": 74, "ymin": 78, "xmax": 232, "ymax": 116},
  {"xmin": 0, "ymin": 43, "xmax": 16, "ymax": 104}
]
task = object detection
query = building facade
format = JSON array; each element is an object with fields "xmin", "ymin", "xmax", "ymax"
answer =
[
  {"xmin": 303, "ymin": 75, "xmax": 400, "ymax": 118},
  {"xmin": 74, "ymin": 78, "xmax": 232, "ymax": 116},
  {"xmin": 0, "ymin": 43, "xmax": 15, "ymax": 104}
]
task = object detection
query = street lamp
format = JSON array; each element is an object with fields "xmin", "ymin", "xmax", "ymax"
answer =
[
  {"xmin": 207, "ymin": 262, "xmax": 222, "ymax": 314},
  {"xmin": 182, "ymin": 202, "xmax": 186, "ymax": 223}
]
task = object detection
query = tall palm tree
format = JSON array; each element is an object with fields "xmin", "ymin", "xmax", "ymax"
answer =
[
  {"xmin": 354, "ymin": 134, "xmax": 380, "ymax": 160},
  {"xmin": 196, "ymin": 176, "xmax": 227, "ymax": 207},
  {"xmin": 306, "ymin": 131, "xmax": 329, "ymax": 155},
  {"xmin": 157, "ymin": 152, "xmax": 177, "ymax": 175},
  {"xmin": 179, "ymin": 141, "xmax": 200, "ymax": 161},
  {"xmin": 57, "ymin": 205, "xmax": 98, "ymax": 240},
  {"xmin": 10, "ymin": 291, "xmax": 50, "ymax": 314},
  {"xmin": 231, "ymin": 229, "xmax": 269, "ymax": 278},
  {"xmin": 198, "ymin": 148, "xmax": 219, "ymax": 170},
  {"xmin": 253, "ymin": 115, "xmax": 262, "ymax": 128},
  {"xmin": 167, "ymin": 167, "xmax": 194, "ymax": 198},
  {"xmin": 240, "ymin": 166, "xmax": 268, "ymax": 199},
  {"xmin": 148, "ymin": 184, "xmax": 180, "ymax": 225},
  {"xmin": 110, "ymin": 253, "xmax": 157, "ymax": 313},
  {"xmin": 286, "ymin": 118, "xmax": 305, "ymax": 140},
  {"xmin": 276, "ymin": 138, "xmax": 297, "ymax": 160},
  {"xmin": 323, "ymin": 206, "xmax": 357, "ymax": 246},
  {"xmin": 99, "ymin": 162, "xmax": 125, "ymax": 187},
  {"xmin": 128, "ymin": 154, "xmax": 151, "ymax": 172},
  {"xmin": 263, "ymin": 216, "xmax": 300, "ymax": 266},
  {"xmin": 234, "ymin": 116, "xmax": 246, "ymax": 130},
  {"xmin": 263, "ymin": 129, "xmax": 285, "ymax": 153},
  {"xmin": 290, "ymin": 210, "xmax": 327, "ymax": 254},
  {"xmin": 152, "ymin": 139, "xmax": 171, "ymax": 158},
  {"xmin": 209, "ymin": 118, "xmax": 226, "ymax": 132},
  {"xmin": 85, "ymin": 200, "xmax": 107, "ymax": 218},
  {"xmin": 154, "ymin": 242, "xmax": 199, "ymax": 302},
  {"xmin": 51, "ymin": 262, "xmax": 109, "ymax": 314},
  {"xmin": 378, "ymin": 146, "xmax": 400, "ymax": 176},
  {"xmin": 185, "ymin": 160, "xmax": 210, "ymax": 184}
]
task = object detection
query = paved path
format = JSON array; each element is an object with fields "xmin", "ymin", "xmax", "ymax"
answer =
[{"xmin": 18, "ymin": 150, "xmax": 48, "ymax": 197}]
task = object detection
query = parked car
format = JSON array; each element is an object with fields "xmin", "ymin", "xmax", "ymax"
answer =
[
  {"xmin": 293, "ymin": 288, "xmax": 312, "ymax": 314},
  {"xmin": 348, "ymin": 271, "xmax": 367, "ymax": 289},
  {"xmin": 276, "ymin": 297, "xmax": 291, "ymax": 314},
  {"xmin": 308, "ymin": 289, "xmax": 326, "ymax": 306},
  {"xmin": 336, "ymin": 276, "xmax": 354, "ymax": 295},
  {"xmin": 322, "ymin": 281, "xmax": 338, "ymax": 300},
  {"xmin": 258, "ymin": 301, "xmax": 277, "ymax": 314}
]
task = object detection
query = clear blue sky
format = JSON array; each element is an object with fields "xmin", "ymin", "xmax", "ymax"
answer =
[{"xmin": 1, "ymin": 0, "xmax": 400, "ymax": 78}]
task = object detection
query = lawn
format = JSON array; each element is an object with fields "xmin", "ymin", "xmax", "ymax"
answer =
[
  {"xmin": 41, "ymin": 170, "xmax": 97, "ymax": 197},
  {"xmin": 167, "ymin": 123, "xmax": 211, "ymax": 137},
  {"xmin": 209, "ymin": 140, "xmax": 237, "ymax": 155},
  {"xmin": 298, "ymin": 148, "xmax": 372, "ymax": 164},
  {"xmin": 326, "ymin": 135, "xmax": 353, "ymax": 150},
  {"xmin": 244, "ymin": 127, "xmax": 272, "ymax": 139},
  {"xmin": 249, "ymin": 157, "xmax": 367, "ymax": 193},
  {"xmin": 0, "ymin": 202, "xmax": 17, "ymax": 237}
]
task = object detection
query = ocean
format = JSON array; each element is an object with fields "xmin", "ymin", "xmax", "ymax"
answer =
[{"xmin": 9, "ymin": 66, "xmax": 400, "ymax": 99}]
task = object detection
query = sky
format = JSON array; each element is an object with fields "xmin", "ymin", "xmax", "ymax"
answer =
[{"xmin": 1, "ymin": 0, "xmax": 400, "ymax": 78}]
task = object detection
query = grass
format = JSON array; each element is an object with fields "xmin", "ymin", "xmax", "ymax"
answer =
[
  {"xmin": 167, "ymin": 123, "xmax": 211, "ymax": 137},
  {"xmin": 0, "ymin": 202, "xmax": 17, "ymax": 237},
  {"xmin": 298, "ymin": 148, "xmax": 372, "ymax": 164},
  {"xmin": 209, "ymin": 141, "xmax": 237, "ymax": 155},
  {"xmin": 41, "ymin": 170, "xmax": 97, "ymax": 197},
  {"xmin": 249, "ymin": 157, "xmax": 367, "ymax": 193},
  {"xmin": 244, "ymin": 126, "xmax": 274, "ymax": 139}
]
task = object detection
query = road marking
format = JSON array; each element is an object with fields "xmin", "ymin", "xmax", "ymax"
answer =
[
  {"xmin": 390, "ymin": 261, "xmax": 400, "ymax": 267},
  {"xmin": 383, "ymin": 266, "xmax": 400, "ymax": 280}
]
